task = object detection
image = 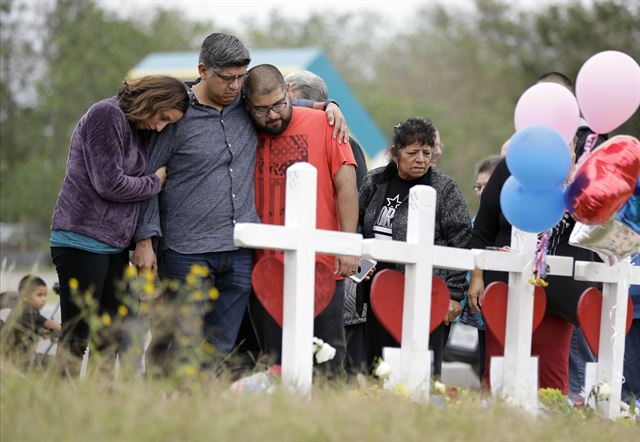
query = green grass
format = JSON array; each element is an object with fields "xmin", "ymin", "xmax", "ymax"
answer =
[{"xmin": 1, "ymin": 362, "xmax": 638, "ymax": 442}]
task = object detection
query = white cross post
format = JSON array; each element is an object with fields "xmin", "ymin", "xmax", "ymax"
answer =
[
  {"xmin": 233, "ymin": 162, "xmax": 361, "ymax": 395},
  {"xmin": 361, "ymin": 185, "xmax": 475, "ymax": 401},
  {"xmin": 574, "ymin": 257, "xmax": 640, "ymax": 419},
  {"xmin": 472, "ymin": 228, "xmax": 574, "ymax": 411}
]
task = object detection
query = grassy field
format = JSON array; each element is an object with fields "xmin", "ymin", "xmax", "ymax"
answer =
[{"xmin": 1, "ymin": 362, "xmax": 638, "ymax": 442}]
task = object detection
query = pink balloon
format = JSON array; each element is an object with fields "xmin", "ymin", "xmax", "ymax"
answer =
[
  {"xmin": 576, "ymin": 51, "xmax": 640, "ymax": 134},
  {"xmin": 514, "ymin": 82, "xmax": 579, "ymax": 143}
]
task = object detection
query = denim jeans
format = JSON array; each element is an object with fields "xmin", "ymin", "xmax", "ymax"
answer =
[
  {"xmin": 160, "ymin": 248, "xmax": 253, "ymax": 353},
  {"xmin": 568, "ymin": 326, "xmax": 595, "ymax": 399}
]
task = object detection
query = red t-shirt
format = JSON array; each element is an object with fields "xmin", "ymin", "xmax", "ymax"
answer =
[{"xmin": 254, "ymin": 107, "xmax": 356, "ymax": 275}]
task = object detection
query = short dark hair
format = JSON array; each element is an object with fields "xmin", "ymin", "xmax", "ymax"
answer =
[
  {"xmin": 538, "ymin": 71, "xmax": 574, "ymax": 93},
  {"xmin": 18, "ymin": 275, "xmax": 46, "ymax": 296},
  {"xmin": 285, "ymin": 70, "xmax": 328, "ymax": 101},
  {"xmin": 199, "ymin": 33, "xmax": 251, "ymax": 72},
  {"xmin": 117, "ymin": 75, "xmax": 189, "ymax": 123},
  {"xmin": 242, "ymin": 64, "xmax": 286, "ymax": 100},
  {"xmin": 475, "ymin": 154, "xmax": 501, "ymax": 177},
  {"xmin": 390, "ymin": 117, "xmax": 437, "ymax": 158}
]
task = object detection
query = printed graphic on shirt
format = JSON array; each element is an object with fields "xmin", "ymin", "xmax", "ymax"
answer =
[
  {"xmin": 373, "ymin": 194, "xmax": 404, "ymax": 240},
  {"xmin": 255, "ymin": 134, "xmax": 309, "ymax": 226}
]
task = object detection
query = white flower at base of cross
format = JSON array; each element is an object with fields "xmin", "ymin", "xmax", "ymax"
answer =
[
  {"xmin": 595, "ymin": 382, "xmax": 611, "ymax": 401},
  {"xmin": 313, "ymin": 337, "xmax": 336, "ymax": 364},
  {"xmin": 373, "ymin": 358, "xmax": 391, "ymax": 380}
]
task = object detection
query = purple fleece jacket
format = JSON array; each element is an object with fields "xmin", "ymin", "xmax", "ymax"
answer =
[{"xmin": 51, "ymin": 97, "xmax": 161, "ymax": 248}]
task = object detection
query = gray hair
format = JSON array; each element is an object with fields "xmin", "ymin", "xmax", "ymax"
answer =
[
  {"xmin": 284, "ymin": 70, "xmax": 328, "ymax": 101},
  {"xmin": 199, "ymin": 33, "xmax": 251, "ymax": 72}
]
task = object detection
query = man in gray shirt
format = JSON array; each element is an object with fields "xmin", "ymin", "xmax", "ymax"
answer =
[{"xmin": 132, "ymin": 33, "xmax": 347, "ymax": 369}]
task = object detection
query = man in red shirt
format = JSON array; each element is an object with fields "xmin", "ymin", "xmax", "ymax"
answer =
[{"xmin": 243, "ymin": 64, "xmax": 358, "ymax": 374}]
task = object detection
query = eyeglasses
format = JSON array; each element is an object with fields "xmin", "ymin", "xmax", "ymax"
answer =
[
  {"xmin": 213, "ymin": 71, "xmax": 247, "ymax": 85},
  {"xmin": 250, "ymin": 96, "xmax": 288, "ymax": 117}
]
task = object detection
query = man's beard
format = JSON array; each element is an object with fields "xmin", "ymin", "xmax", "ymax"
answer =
[{"xmin": 259, "ymin": 110, "xmax": 292, "ymax": 135}]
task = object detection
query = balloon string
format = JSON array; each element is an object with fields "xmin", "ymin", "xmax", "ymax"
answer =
[{"xmin": 529, "ymin": 231, "xmax": 550, "ymax": 287}]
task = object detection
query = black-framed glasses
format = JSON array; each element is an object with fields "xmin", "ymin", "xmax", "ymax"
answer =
[
  {"xmin": 213, "ymin": 71, "xmax": 247, "ymax": 85},
  {"xmin": 251, "ymin": 96, "xmax": 288, "ymax": 117}
]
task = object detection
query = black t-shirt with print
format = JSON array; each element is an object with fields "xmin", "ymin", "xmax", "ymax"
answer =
[{"xmin": 372, "ymin": 173, "xmax": 415, "ymax": 240}]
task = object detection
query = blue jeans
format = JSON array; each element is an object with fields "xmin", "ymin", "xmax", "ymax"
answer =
[
  {"xmin": 568, "ymin": 327, "xmax": 595, "ymax": 399},
  {"xmin": 161, "ymin": 248, "xmax": 253, "ymax": 353}
]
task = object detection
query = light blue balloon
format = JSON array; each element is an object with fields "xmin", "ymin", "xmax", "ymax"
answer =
[
  {"xmin": 506, "ymin": 125, "xmax": 571, "ymax": 189},
  {"xmin": 500, "ymin": 176, "xmax": 566, "ymax": 233}
]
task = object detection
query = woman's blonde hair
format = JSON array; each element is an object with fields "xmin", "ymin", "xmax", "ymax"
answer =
[{"xmin": 117, "ymin": 75, "xmax": 188, "ymax": 123}]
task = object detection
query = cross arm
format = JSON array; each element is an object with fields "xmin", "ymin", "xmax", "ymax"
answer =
[
  {"xmin": 574, "ymin": 260, "xmax": 640, "ymax": 284},
  {"xmin": 234, "ymin": 223, "xmax": 298, "ymax": 251},
  {"xmin": 362, "ymin": 238, "xmax": 416, "ymax": 264},
  {"xmin": 314, "ymin": 230, "xmax": 362, "ymax": 256},
  {"xmin": 472, "ymin": 249, "xmax": 573, "ymax": 276},
  {"xmin": 433, "ymin": 246, "xmax": 475, "ymax": 271}
]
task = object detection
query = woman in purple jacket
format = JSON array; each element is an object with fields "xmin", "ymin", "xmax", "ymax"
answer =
[{"xmin": 50, "ymin": 75, "xmax": 188, "ymax": 370}]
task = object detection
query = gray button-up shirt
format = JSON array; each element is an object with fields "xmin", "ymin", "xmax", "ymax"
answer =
[{"xmin": 134, "ymin": 89, "xmax": 261, "ymax": 253}]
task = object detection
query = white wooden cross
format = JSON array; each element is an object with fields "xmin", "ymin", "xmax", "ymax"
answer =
[
  {"xmin": 574, "ymin": 257, "xmax": 640, "ymax": 419},
  {"xmin": 472, "ymin": 228, "xmax": 574, "ymax": 412},
  {"xmin": 361, "ymin": 185, "xmax": 475, "ymax": 401},
  {"xmin": 233, "ymin": 162, "xmax": 361, "ymax": 395}
]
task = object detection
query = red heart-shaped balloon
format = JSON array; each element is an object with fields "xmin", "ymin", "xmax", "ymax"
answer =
[
  {"xmin": 369, "ymin": 269, "xmax": 450, "ymax": 343},
  {"xmin": 576, "ymin": 287, "xmax": 634, "ymax": 356},
  {"xmin": 481, "ymin": 281, "xmax": 547, "ymax": 347},
  {"xmin": 566, "ymin": 135, "xmax": 640, "ymax": 225},
  {"xmin": 252, "ymin": 255, "xmax": 335, "ymax": 327}
]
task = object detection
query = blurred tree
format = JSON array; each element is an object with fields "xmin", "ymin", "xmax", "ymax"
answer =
[
  {"xmin": 1, "ymin": 0, "xmax": 638, "ymax": 228},
  {"xmin": 0, "ymin": 0, "xmax": 212, "ymax": 226},
  {"xmin": 0, "ymin": 0, "xmax": 43, "ymax": 185}
]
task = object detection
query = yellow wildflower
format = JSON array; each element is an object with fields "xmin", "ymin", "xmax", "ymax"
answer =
[
  {"xmin": 193, "ymin": 290, "xmax": 204, "ymax": 301},
  {"xmin": 392, "ymin": 384, "xmax": 410, "ymax": 399},
  {"xmin": 118, "ymin": 305, "xmax": 128, "ymax": 317},
  {"xmin": 168, "ymin": 279, "xmax": 180, "ymax": 292},
  {"xmin": 124, "ymin": 266, "xmax": 137, "ymax": 280},
  {"xmin": 180, "ymin": 305, "xmax": 191, "ymax": 315},
  {"xmin": 144, "ymin": 281, "xmax": 155, "ymax": 295},
  {"xmin": 186, "ymin": 274, "xmax": 198, "ymax": 287},
  {"xmin": 101, "ymin": 313, "xmax": 112, "ymax": 327},
  {"xmin": 203, "ymin": 342, "xmax": 215, "ymax": 354},
  {"xmin": 142, "ymin": 269, "xmax": 155, "ymax": 282},
  {"xmin": 190, "ymin": 264, "xmax": 209, "ymax": 277},
  {"xmin": 182, "ymin": 364, "xmax": 196, "ymax": 377},
  {"xmin": 208, "ymin": 288, "xmax": 220, "ymax": 300},
  {"xmin": 69, "ymin": 278, "xmax": 79, "ymax": 290}
]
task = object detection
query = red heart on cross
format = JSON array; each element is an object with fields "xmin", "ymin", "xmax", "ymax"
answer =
[
  {"xmin": 576, "ymin": 287, "xmax": 633, "ymax": 356},
  {"xmin": 369, "ymin": 268, "xmax": 451, "ymax": 343},
  {"xmin": 481, "ymin": 281, "xmax": 547, "ymax": 347},
  {"xmin": 251, "ymin": 255, "xmax": 336, "ymax": 327}
]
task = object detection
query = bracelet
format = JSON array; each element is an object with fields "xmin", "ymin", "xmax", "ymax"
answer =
[{"xmin": 323, "ymin": 99, "xmax": 339, "ymax": 111}]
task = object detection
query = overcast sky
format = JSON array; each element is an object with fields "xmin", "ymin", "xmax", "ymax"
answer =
[{"xmin": 98, "ymin": 0, "xmax": 581, "ymax": 30}]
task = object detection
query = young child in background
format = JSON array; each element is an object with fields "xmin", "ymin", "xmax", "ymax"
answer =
[{"xmin": 2, "ymin": 275, "xmax": 61, "ymax": 359}]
